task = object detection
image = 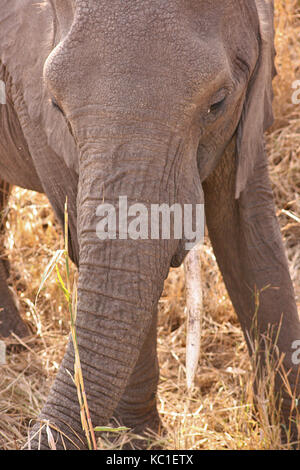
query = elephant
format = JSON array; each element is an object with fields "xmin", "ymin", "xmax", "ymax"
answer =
[{"xmin": 0, "ymin": 0, "xmax": 299, "ymax": 450}]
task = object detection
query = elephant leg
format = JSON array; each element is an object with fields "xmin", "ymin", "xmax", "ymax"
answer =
[
  {"xmin": 112, "ymin": 307, "xmax": 160, "ymax": 441},
  {"xmin": 0, "ymin": 180, "xmax": 28, "ymax": 338},
  {"xmin": 203, "ymin": 141, "xmax": 300, "ymax": 446}
]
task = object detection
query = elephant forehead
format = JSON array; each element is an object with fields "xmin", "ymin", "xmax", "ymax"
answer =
[
  {"xmin": 69, "ymin": 0, "xmax": 236, "ymax": 46},
  {"xmin": 45, "ymin": 1, "xmax": 234, "ymax": 99}
]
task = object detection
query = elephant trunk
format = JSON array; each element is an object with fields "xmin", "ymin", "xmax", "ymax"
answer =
[{"xmin": 29, "ymin": 126, "xmax": 203, "ymax": 449}]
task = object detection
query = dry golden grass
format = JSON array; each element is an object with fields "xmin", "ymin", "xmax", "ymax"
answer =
[{"xmin": 0, "ymin": 0, "xmax": 299, "ymax": 450}]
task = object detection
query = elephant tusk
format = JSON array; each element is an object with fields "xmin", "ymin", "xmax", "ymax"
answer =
[{"xmin": 184, "ymin": 243, "xmax": 202, "ymax": 391}]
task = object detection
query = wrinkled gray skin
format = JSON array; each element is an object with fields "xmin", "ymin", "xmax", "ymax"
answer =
[{"xmin": 0, "ymin": 0, "xmax": 299, "ymax": 449}]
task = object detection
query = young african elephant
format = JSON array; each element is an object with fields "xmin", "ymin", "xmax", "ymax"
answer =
[{"xmin": 0, "ymin": 0, "xmax": 299, "ymax": 449}]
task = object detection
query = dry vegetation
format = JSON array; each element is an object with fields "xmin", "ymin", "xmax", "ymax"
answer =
[{"xmin": 0, "ymin": 0, "xmax": 299, "ymax": 451}]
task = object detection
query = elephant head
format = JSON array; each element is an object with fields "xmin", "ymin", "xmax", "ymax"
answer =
[{"xmin": 28, "ymin": 0, "xmax": 299, "ymax": 449}]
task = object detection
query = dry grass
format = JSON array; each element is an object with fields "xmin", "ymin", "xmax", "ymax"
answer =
[{"xmin": 0, "ymin": 0, "xmax": 299, "ymax": 450}]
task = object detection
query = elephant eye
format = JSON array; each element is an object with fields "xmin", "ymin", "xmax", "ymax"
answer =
[
  {"xmin": 207, "ymin": 96, "xmax": 226, "ymax": 115},
  {"xmin": 51, "ymin": 97, "xmax": 64, "ymax": 115}
]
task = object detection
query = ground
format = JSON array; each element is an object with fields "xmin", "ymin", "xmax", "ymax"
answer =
[{"xmin": 0, "ymin": 0, "xmax": 299, "ymax": 450}]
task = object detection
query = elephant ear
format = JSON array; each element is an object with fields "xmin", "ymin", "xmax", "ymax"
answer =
[{"xmin": 235, "ymin": 0, "xmax": 276, "ymax": 199}]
